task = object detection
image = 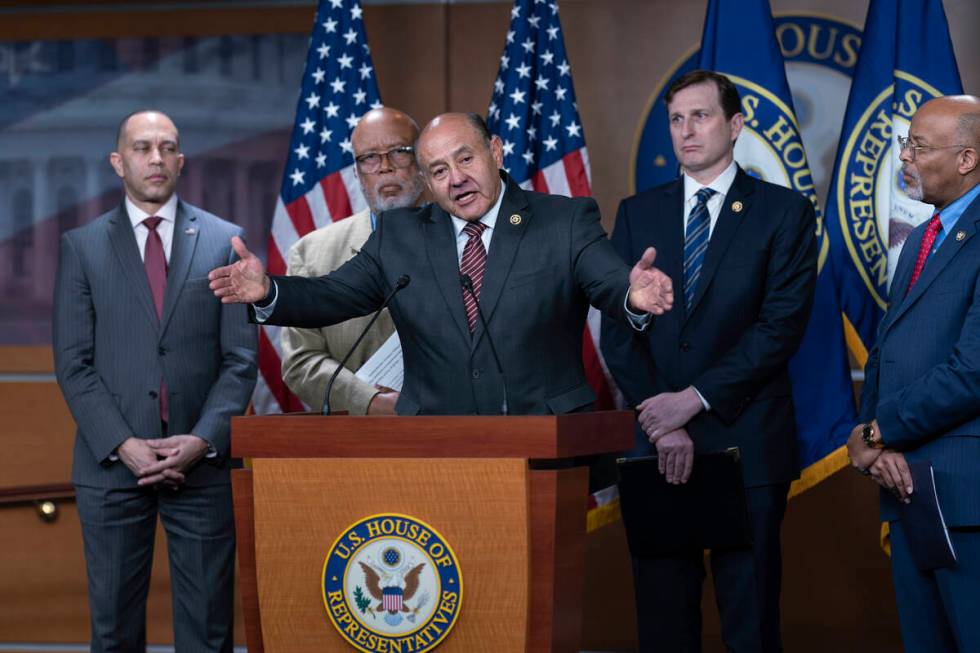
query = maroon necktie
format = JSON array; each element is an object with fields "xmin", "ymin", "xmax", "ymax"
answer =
[
  {"xmin": 459, "ymin": 221, "xmax": 488, "ymax": 334},
  {"xmin": 906, "ymin": 213, "xmax": 942, "ymax": 295},
  {"xmin": 142, "ymin": 216, "xmax": 169, "ymax": 423}
]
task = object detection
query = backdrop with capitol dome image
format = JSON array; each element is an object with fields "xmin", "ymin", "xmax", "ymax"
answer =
[{"xmin": 0, "ymin": 1, "xmax": 978, "ymax": 652}]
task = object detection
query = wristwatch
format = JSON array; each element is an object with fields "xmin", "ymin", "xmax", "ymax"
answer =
[{"xmin": 861, "ymin": 422, "xmax": 883, "ymax": 449}]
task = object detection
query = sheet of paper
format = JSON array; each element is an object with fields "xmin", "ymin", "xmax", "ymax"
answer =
[{"xmin": 354, "ymin": 331, "xmax": 403, "ymax": 391}]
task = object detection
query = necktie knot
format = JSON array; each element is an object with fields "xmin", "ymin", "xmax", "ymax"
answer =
[
  {"xmin": 695, "ymin": 187, "xmax": 715, "ymax": 206},
  {"xmin": 463, "ymin": 221, "xmax": 487, "ymax": 239},
  {"xmin": 143, "ymin": 216, "xmax": 163, "ymax": 231},
  {"xmin": 926, "ymin": 212, "xmax": 942, "ymax": 235}
]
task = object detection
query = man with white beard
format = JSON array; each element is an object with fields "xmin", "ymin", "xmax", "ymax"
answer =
[{"xmin": 280, "ymin": 107, "xmax": 424, "ymax": 414}]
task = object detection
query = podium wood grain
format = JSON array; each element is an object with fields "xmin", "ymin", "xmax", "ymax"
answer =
[{"xmin": 251, "ymin": 458, "xmax": 529, "ymax": 652}]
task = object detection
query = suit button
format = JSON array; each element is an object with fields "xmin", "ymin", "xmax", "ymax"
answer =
[
  {"xmin": 149, "ymin": 390, "xmax": 158, "ymax": 398},
  {"xmin": 680, "ymin": 341, "xmax": 691, "ymax": 352},
  {"xmin": 472, "ymin": 370, "xmax": 481, "ymax": 379},
  {"xmin": 158, "ymin": 346, "xmax": 167, "ymax": 356}
]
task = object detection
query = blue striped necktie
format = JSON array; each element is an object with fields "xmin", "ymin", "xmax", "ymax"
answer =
[{"xmin": 683, "ymin": 187, "xmax": 716, "ymax": 310}]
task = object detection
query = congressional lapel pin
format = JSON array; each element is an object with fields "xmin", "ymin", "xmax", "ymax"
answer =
[
  {"xmin": 956, "ymin": 230, "xmax": 966, "ymax": 241},
  {"xmin": 731, "ymin": 201, "xmax": 743, "ymax": 213},
  {"xmin": 509, "ymin": 213, "xmax": 522, "ymax": 226},
  {"xmin": 184, "ymin": 227, "xmax": 197, "ymax": 235}
]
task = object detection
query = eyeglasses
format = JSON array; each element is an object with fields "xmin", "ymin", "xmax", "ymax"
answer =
[
  {"xmin": 354, "ymin": 146, "xmax": 416, "ymax": 173},
  {"xmin": 897, "ymin": 135, "xmax": 966, "ymax": 161}
]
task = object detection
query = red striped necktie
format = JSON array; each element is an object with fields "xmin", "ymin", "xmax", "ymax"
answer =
[{"xmin": 459, "ymin": 221, "xmax": 488, "ymax": 334}]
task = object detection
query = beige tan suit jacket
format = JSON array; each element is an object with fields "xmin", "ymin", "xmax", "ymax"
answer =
[{"xmin": 280, "ymin": 209, "xmax": 395, "ymax": 414}]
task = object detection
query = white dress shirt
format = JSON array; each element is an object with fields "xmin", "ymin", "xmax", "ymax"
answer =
[
  {"xmin": 682, "ymin": 159, "xmax": 738, "ymax": 238},
  {"xmin": 449, "ymin": 185, "xmax": 504, "ymax": 262},
  {"xmin": 126, "ymin": 194, "xmax": 178, "ymax": 263}
]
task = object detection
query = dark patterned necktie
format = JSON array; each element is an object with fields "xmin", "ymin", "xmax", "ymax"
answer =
[
  {"xmin": 906, "ymin": 213, "xmax": 942, "ymax": 295},
  {"xmin": 683, "ymin": 187, "xmax": 716, "ymax": 310},
  {"xmin": 459, "ymin": 221, "xmax": 488, "ymax": 334},
  {"xmin": 142, "ymin": 216, "xmax": 169, "ymax": 423}
]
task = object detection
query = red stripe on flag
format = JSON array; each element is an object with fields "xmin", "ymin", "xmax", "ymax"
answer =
[
  {"xmin": 285, "ymin": 195, "xmax": 316, "ymax": 240},
  {"xmin": 582, "ymin": 328, "xmax": 615, "ymax": 410},
  {"xmin": 562, "ymin": 149, "xmax": 591, "ymax": 198},
  {"xmin": 266, "ymin": 237, "xmax": 287, "ymax": 276},
  {"xmin": 321, "ymin": 172, "xmax": 353, "ymax": 222},
  {"xmin": 532, "ymin": 169, "xmax": 550, "ymax": 194},
  {"xmin": 258, "ymin": 329, "xmax": 305, "ymax": 413}
]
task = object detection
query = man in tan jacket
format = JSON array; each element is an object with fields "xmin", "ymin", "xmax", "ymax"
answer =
[{"xmin": 280, "ymin": 107, "xmax": 424, "ymax": 414}]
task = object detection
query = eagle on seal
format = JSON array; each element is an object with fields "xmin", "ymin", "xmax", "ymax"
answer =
[{"xmin": 359, "ymin": 561, "xmax": 426, "ymax": 613}]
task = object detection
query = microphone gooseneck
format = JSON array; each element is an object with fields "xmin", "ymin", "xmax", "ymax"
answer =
[
  {"xmin": 460, "ymin": 274, "xmax": 509, "ymax": 415},
  {"xmin": 321, "ymin": 274, "xmax": 410, "ymax": 415}
]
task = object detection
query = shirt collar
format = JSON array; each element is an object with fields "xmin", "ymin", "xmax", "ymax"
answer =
[
  {"xmin": 937, "ymin": 182, "xmax": 980, "ymax": 236},
  {"xmin": 682, "ymin": 160, "xmax": 738, "ymax": 205},
  {"xmin": 126, "ymin": 194, "xmax": 178, "ymax": 229},
  {"xmin": 449, "ymin": 179, "xmax": 505, "ymax": 239}
]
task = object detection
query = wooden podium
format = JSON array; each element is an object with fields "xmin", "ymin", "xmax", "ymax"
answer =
[{"xmin": 231, "ymin": 411, "xmax": 632, "ymax": 653}]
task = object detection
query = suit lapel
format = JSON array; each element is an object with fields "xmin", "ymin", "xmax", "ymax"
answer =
[
  {"xmin": 686, "ymin": 167, "xmax": 754, "ymax": 320},
  {"xmin": 424, "ymin": 205, "xmax": 471, "ymax": 343},
  {"xmin": 472, "ymin": 180, "xmax": 529, "ymax": 350},
  {"xmin": 160, "ymin": 201, "xmax": 199, "ymax": 334},
  {"xmin": 886, "ymin": 202, "xmax": 978, "ymax": 329},
  {"xmin": 108, "ymin": 204, "xmax": 159, "ymax": 329},
  {"xmin": 656, "ymin": 180, "xmax": 687, "ymax": 321}
]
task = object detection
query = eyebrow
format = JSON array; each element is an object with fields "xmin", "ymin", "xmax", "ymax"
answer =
[{"xmin": 427, "ymin": 144, "xmax": 472, "ymax": 170}]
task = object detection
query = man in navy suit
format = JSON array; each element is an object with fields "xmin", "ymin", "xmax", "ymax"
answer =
[
  {"xmin": 601, "ymin": 70, "xmax": 817, "ymax": 652},
  {"xmin": 848, "ymin": 95, "xmax": 980, "ymax": 653}
]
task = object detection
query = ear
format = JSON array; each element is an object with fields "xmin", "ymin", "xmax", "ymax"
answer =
[
  {"xmin": 490, "ymin": 135, "xmax": 504, "ymax": 169},
  {"xmin": 729, "ymin": 112, "xmax": 745, "ymax": 144},
  {"xmin": 957, "ymin": 146, "xmax": 978, "ymax": 176},
  {"xmin": 176, "ymin": 152, "xmax": 185, "ymax": 177},
  {"xmin": 109, "ymin": 152, "xmax": 124, "ymax": 179}
]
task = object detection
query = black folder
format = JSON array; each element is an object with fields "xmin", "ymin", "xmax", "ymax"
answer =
[
  {"xmin": 899, "ymin": 460, "xmax": 957, "ymax": 571},
  {"xmin": 617, "ymin": 448, "xmax": 751, "ymax": 557}
]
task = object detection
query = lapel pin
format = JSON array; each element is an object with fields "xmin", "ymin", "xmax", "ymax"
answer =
[
  {"xmin": 955, "ymin": 230, "xmax": 966, "ymax": 241},
  {"xmin": 184, "ymin": 227, "xmax": 197, "ymax": 235},
  {"xmin": 509, "ymin": 213, "xmax": 522, "ymax": 225},
  {"xmin": 731, "ymin": 201, "xmax": 743, "ymax": 213}
]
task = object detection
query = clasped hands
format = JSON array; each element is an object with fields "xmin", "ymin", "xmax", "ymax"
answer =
[
  {"xmin": 846, "ymin": 420, "xmax": 914, "ymax": 503},
  {"xmin": 637, "ymin": 387, "xmax": 704, "ymax": 486},
  {"xmin": 117, "ymin": 434, "xmax": 210, "ymax": 489}
]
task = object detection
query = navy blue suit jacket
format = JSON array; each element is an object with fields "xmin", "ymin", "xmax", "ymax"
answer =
[
  {"xmin": 601, "ymin": 167, "xmax": 817, "ymax": 487},
  {"xmin": 860, "ymin": 190, "xmax": 980, "ymax": 527}
]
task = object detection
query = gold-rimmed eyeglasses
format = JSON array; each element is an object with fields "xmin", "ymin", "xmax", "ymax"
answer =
[
  {"xmin": 355, "ymin": 146, "xmax": 416, "ymax": 173},
  {"xmin": 897, "ymin": 135, "xmax": 966, "ymax": 161}
]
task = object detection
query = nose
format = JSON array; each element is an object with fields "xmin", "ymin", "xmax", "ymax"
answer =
[
  {"xmin": 148, "ymin": 146, "xmax": 163, "ymax": 164},
  {"xmin": 898, "ymin": 147, "xmax": 912, "ymax": 165},
  {"xmin": 681, "ymin": 119, "xmax": 695, "ymax": 139},
  {"xmin": 376, "ymin": 152, "xmax": 395, "ymax": 173},
  {"xmin": 448, "ymin": 166, "xmax": 466, "ymax": 186}
]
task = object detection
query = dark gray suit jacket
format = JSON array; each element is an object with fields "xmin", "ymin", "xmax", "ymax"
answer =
[
  {"xmin": 53, "ymin": 200, "xmax": 257, "ymax": 488},
  {"xmin": 860, "ymin": 189, "xmax": 980, "ymax": 527},
  {"xmin": 260, "ymin": 175, "xmax": 632, "ymax": 416}
]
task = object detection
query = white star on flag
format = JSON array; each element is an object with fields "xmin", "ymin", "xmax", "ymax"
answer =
[{"xmin": 254, "ymin": 0, "xmax": 383, "ymax": 416}]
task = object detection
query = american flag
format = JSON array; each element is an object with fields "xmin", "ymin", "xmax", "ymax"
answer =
[
  {"xmin": 486, "ymin": 0, "xmax": 619, "ymax": 412},
  {"xmin": 254, "ymin": 0, "xmax": 381, "ymax": 414}
]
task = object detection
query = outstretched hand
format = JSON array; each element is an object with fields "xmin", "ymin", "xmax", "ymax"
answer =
[
  {"xmin": 627, "ymin": 247, "xmax": 673, "ymax": 315},
  {"xmin": 209, "ymin": 236, "xmax": 270, "ymax": 304}
]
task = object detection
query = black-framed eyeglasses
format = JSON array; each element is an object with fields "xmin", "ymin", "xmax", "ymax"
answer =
[
  {"xmin": 355, "ymin": 146, "xmax": 416, "ymax": 173},
  {"xmin": 898, "ymin": 135, "xmax": 966, "ymax": 161}
]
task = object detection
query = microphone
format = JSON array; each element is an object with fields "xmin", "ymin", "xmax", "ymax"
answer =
[
  {"xmin": 321, "ymin": 274, "xmax": 410, "ymax": 416},
  {"xmin": 460, "ymin": 274, "xmax": 508, "ymax": 416}
]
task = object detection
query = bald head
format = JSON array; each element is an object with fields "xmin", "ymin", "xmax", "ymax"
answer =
[
  {"xmin": 351, "ymin": 107, "xmax": 424, "ymax": 215},
  {"xmin": 902, "ymin": 95, "xmax": 980, "ymax": 208}
]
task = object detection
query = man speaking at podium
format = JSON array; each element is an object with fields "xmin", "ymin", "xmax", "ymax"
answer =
[{"xmin": 209, "ymin": 112, "xmax": 673, "ymax": 416}]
